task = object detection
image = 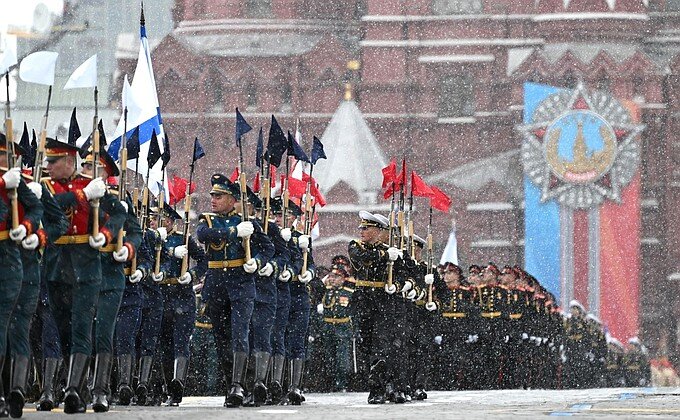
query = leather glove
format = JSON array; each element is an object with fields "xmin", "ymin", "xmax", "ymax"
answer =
[
  {"xmin": 279, "ymin": 269, "xmax": 292, "ymax": 282},
  {"xmin": 83, "ymin": 178, "xmax": 106, "ymax": 200},
  {"xmin": 2, "ymin": 167, "xmax": 21, "ymax": 189},
  {"xmin": 424, "ymin": 274, "xmax": 435, "ymax": 285},
  {"xmin": 152, "ymin": 272, "xmax": 164, "ymax": 282},
  {"xmin": 243, "ymin": 258, "xmax": 258, "ymax": 273},
  {"xmin": 258, "ymin": 263, "xmax": 274, "ymax": 277},
  {"xmin": 387, "ymin": 247, "xmax": 402, "ymax": 261},
  {"xmin": 130, "ymin": 269, "xmax": 144, "ymax": 283},
  {"xmin": 89, "ymin": 232, "xmax": 106, "ymax": 249},
  {"xmin": 120, "ymin": 200, "xmax": 129, "ymax": 212},
  {"xmin": 280, "ymin": 228, "xmax": 292, "ymax": 242},
  {"xmin": 113, "ymin": 246, "xmax": 129, "ymax": 262},
  {"xmin": 425, "ymin": 301, "xmax": 438, "ymax": 312},
  {"xmin": 173, "ymin": 245, "xmax": 188, "ymax": 259},
  {"xmin": 21, "ymin": 233, "xmax": 40, "ymax": 250},
  {"xmin": 434, "ymin": 335, "xmax": 443, "ymax": 345},
  {"xmin": 10, "ymin": 224, "xmax": 27, "ymax": 241},
  {"xmin": 299, "ymin": 270, "xmax": 313, "ymax": 283},
  {"xmin": 298, "ymin": 234, "xmax": 310, "ymax": 250},
  {"xmin": 178, "ymin": 272, "xmax": 192, "ymax": 285},
  {"xmin": 316, "ymin": 303, "xmax": 324, "ymax": 315},
  {"xmin": 236, "ymin": 221, "xmax": 254, "ymax": 238},
  {"xmin": 406, "ymin": 289, "xmax": 417, "ymax": 300},
  {"xmin": 27, "ymin": 182, "xmax": 42, "ymax": 199},
  {"xmin": 384, "ymin": 283, "xmax": 397, "ymax": 294},
  {"xmin": 156, "ymin": 227, "xmax": 168, "ymax": 242}
]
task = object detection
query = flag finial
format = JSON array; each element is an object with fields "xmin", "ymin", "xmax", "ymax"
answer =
[
  {"xmin": 344, "ymin": 82, "xmax": 352, "ymax": 101},
  {"xmin": 140, "ymin": 2, "xmax": 146, "ymax": 26}
]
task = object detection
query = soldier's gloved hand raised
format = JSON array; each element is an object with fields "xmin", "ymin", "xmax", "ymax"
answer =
[
  {"xmin": 316, "ymin": 303, "xmax": 324, "ymax": 315},
  {"xmin": 401, "ymin": 280, "xmax": 413, "ymax": 293},
  {"xmin": 172, "ymin": 245, "xmax": 188, "ymax": 259},
  {"xmin": 156, "ymin": 227, "xmax": 168, "ymax": 242},
  {"xmin": 424, "ymin": 274, "xmax": 434, "ymax": 285},
  {"xmin": 2, "ymin": 167, "xmax": 21, "ymax": 189},
  {"xmin": 384, "ymin": 283, "xmax": 397, "ymax": 295},
  {"xmin": 129, "ymin": 269, "xmax": 144, "ymax": 283},
  {"xmin": 280, "ymin": 228, "xmax": 292, "ymax": 242},
  {"xmin": 83, "ymin": 177, "xmax": 106, "ymax": 200},
  {"xmin": 298, "ymin": 234, "xmax": 310, "ymax": 250},
  {"xmin": 113, "ymin": 246, "xmax": 130, "ymax": 262},
  {"xmin": 89, "ymin": 232, "xmax": 106, "ymax": 249},
  {"xmin": 387, "ymin": 247, "xmax": 402, "ymax": 261},
  {"xmin": 10, "ymin": 224, "xmax": 27, "ymax": 241},
  {"xmin": 178, "ymin": 272, "xmax": 192, "ymax": 285},
  {"xmin": 258, "ymin": 262, "xmax": 274, "ymax": 277},
  {"xmin": 243, "ymin": 258, "xmax": 258, "ymax": 273},
  {"xmin": 27, "ymin": 182, "xmax": 42, "ymax": 199},
  {"xmin": 236, "ymin": 221, "xmax": 254, "ymax": 238},
  {"xmin": 425, "ymin": 301, "xmax": 438, "ymax": 312},
  {"xmin": 152, "ymin": 271, "xmax": 164, "ymax": 282},
  {"xmin": 299, "ymin": 270, "xmax": 313, "ymax": 283},
  {"xmin": 279, "ymin": 269, "xmax": 292, "ymax": 282},
  {"xmin": 120, "ymin": 200, "xmax": 129, "ymax": 213},
  {"xmin": 21, "ymin": 233, "xmax": 40, "ymax": 250},
  {"xmin": 434, "ymin": 335, "xmax": 443, "ymax": 345}
]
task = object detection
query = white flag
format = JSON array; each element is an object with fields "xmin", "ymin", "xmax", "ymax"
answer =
[
  {"xmin": 64, "ymin": 54, "xmax": 97, "ymax": 89},
  {"xmin": 19, "ymin": 51, "xmax": 58, "ymax": 85},
  {"xmin": 0, "ymin": 39, "xmax": 17, "ymax": 74},
  {"xmin": 439, "ymin": 222, "xmax": 459, "ymax": 266}
]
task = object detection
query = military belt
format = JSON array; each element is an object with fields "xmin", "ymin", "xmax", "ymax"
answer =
[
  {"xmin": 0, "ymin": 230, "xmax": 8, "ymax": 241},
  {"xmin": 208, "ymin": 258, "xmax": 246, "ymax": 269},
  {"xmin": 323, "ymin": 317, "xmax": 351, "ymax": 324},
  {"xmin": 160, "ymin": 277, "xmax": 180, "ymax": 285},
  {"xmin": 355, "ymin": 280, "xmax": 385, "ymax": 288},
  {"xmin": 481, "ymin": 311, "xmax": 502, "ymax": 318},
  {"xmin": 54, "ymin": 234, "xmax": 89, "ymax": 245},
  {"xmin": 509, "ymin": 313, "xmax": 523, "ymax": 320},
  {"xmin": 195, "ymin": 321, "xmax": 213, "ymax": 329},
  {"xmin": 443, "ymin": 312, "xmax": 466, "ymax": 318}
]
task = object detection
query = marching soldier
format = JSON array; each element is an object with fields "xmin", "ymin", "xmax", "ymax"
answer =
[
  {"xmin": 564, "ymin": 300, "xmax": 589, "ymax": 388},
  {"xmin": 474, "ymin": 263, "xmax": 507, "ymax": 389},
  {"xmin": 43, "ymin": 137, "xmax": 126, "ymax": 413},
  {"xmin": 196, "ymin": 174, "xmax": 274, "ymax": 408}
]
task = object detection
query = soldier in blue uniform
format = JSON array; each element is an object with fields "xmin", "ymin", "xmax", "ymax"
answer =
[
  {"xmin": 157, "ymin": 205, "xmax": 207, "ymax": 406},
  {"xmin": 196, "ymin": 174, "xmax": 274, "ymax": 408}
]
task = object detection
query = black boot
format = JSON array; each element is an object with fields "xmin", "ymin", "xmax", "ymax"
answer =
[
  {"xmin": 367, "ymin": 360, "xmax": 386, "ymax": 405},
  {"xmin": 286, "ymin": 359, "xmax": 304, "ymax": 406},
  {"xmin": 91, "ymin": 353, "xmax": 113, "ymax": 413},
  {"xmin": 135, "ymin": 356, "xmax": 153, "ymax": 406},
  {"xmin": 116, "ymin": 355, "xmax": 134, "ymax": 406},
  {"xmin": 225, "ymin": 352, "xmax": 248, "ymax": 408},
  {"xmin": 167, "ymin": 357, "xmax": 189, "ymax": 406},
  {"xmin": 251, "ymin": 352, "xmax": 269, "ymax": 407},
  {"xmin": 36, "ymin": 358, "xmax": 60, "ymax": 411},
  {"xmin": 62, "ymin": 353, "xmax": 89, "ymax": 414},
  {"xmin": 266, "ymin": 355, "xmax": 285, "ymax": 405},
  {"xmin": 8, "ymin": 355, "xmax": 30, "ymax": 418}
]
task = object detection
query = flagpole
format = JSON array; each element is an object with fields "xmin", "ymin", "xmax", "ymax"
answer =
[
  {"xmin": 300, "ymin": 163, "xmax": 314, "ymax": 274},
  {"xmin": 4, "ymin": 71, "xmax": 19, "ymax": 232},
  {"xmin": 427, "ymin": 205, "xmax": 434, "ymax": 304},
  {"xmin": 281, "ymin": 155, "xmax": 290, "ymax": 230},
  {"xmin": 154, "ymin": 141, "xmax": 169, "ymax": 275},
  {"xmin": 407, "ymin": 171, "xmax": 415, "ymax": 259},
  {"xmin": 180, "ymin": 139, "xmax": 199, "ymax": 277},
  {"xmin": 386, "ymin": 182, "xmax": 396, "ymax": 289},
  {"xmin": 33, "ymin": 85, "xmax": 52, "ymax": 181},
  {"xmin": 237, "ymin": 136, "xmax": 252, "ymax": 261},
  {"xmin": 397, "ymin": 157, "xmax": 406, "ymax": 253},
  {"xmin": 262, "ymin": 157, "xmax": 271, "ymax": 234},
  {"xmin": 116, "ymin": 107, "xmax": 129, "ymax": 252}
]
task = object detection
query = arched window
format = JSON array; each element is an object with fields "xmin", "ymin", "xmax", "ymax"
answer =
[
  {"xmin": 204, "ymin": 68, "xmax": 223, "ymax": 110},
  {"xmin": 246, "ymin": 81, "xmax": 258, "ymax": 109},
  {"xmin": 432, "ymin": 0, "xmax": 484, "ymax": 15}
]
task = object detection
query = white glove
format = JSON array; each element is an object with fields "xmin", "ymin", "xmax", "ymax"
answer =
[
  {"xmin": 298, "ymin": 234, "xmax": 310, "ymax": 250},
  {"xmin": 89, "ymin": 233, "xmax": 106, "ymax": 249},
  {"xmin": 280, "ymin": 228, "xmax": 292, "ymax": 242},
  {"xmin": 424, "ymin": 274, "xmax": 435, "ymax": 285},
  {"xmin": 2, "ymin": 167, "xmax": 21, "ymax": 189},
  {"xmin": 434, "ymin": 335, "xmax": 443, "ymax": 345},
  {"xmin": 299, "ymin": 270, "xmax": 313, "ymax": 283},
  {"xmin": 466, "ymin": 335, "xmax": 474, "ymax": 344},
  {"xmin": 258, "ymin": 263, "xmax": 274, "ymax": 277},
  {"xmin": 178, "ymin": 272, "xmax": 192, "ymax": 285},
  {"xmin": 27, "ymin": 182, "xmax": 42, "ymax": 199},
  {"xmin": 173, "ymin": 245, "xmax": 188, "ymax": 259},
  {"xmin": 316, "ymin": 303, "xmax": 324, "ymax": 315},
  {"xmin": 406, "ymin": 289, "xmax": 417, "ymax": 300},
  {"xmin": 279, "ymin": 269, "xmax": 292, "ymax": 282},
  {"xmin": 113, "ymin": 246, "xmax": 129, "ymax": 262},
  {"xmin": 10, "ymin": 224, "xmax": 27, "ymax": 241},
  {"xmin": 236, "ymin": 221, "xmax": 254, "ymax": 238},
  {"xmin": 130, "ymin": 269, "xmax": 144, "ymax": 283},
  {"xmin": 120, "ymin": 200, "xmax": 129, "ymax": 212},
  {"xmin": 522, "ymin": 332, "xmax": 529, "ymax": 340},
  {"xmin": 387, "ymin": 247, "xmax": 402, "ymax": 261},
  {"xmin": 244, "ymin": 258, "xmax": 258, "ymax": 273},
  {"xmin": 308, "ymin": 336, "xmax": 315, "ymax": 343},
  {"xmin": 425, "ymin": 301, "xmax": 437, "ymax": 312},
  {"xmin": 504, "ymin": 335, "xmax": 510, "ymax": 343},
  {"xmin": 83, "ymin": 178, "xmax": 106, "ymax": 200},
  {"xmin": 384, "ymin": 283, "xmax": 397, "ymax": 294},
  {"xmin": 21, "ymin": 233, "xmax": 40, "ymax": 250},
  {"xmin": 152, "ymin": 272, "xmax": 164, "ymax": 282},
  {"xmin": 401, "ymin": 280, "xmax": 412, "ymax": 292},
  {"xmin": 156, "ymin": 227, "xmax": 168, "ymax": 242}
]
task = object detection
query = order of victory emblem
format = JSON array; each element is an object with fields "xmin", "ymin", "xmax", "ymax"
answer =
[{"xmin": 518, "ymin": 84, "xmax": 644, "ymax": 209}]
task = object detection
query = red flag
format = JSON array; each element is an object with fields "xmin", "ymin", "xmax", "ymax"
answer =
[
  {"xmin": 381, "ymin": 158, "xmax": 397, "ymax": 189},
  {"xmin": 398, "ymin": 158, "xmax": 407, "ymax": 189},
  {"xmin": 253, "ymin": 172, "xmax": 261, "ymax": 193},
  {"xmin": 383, "ymin": 183, "xmax": 398, "ymax": 199},
  {"xmin": 430, "ymin": 186, "xmax": 452, "ymax": 212},
  {"xmin": 288, "ymin": 176, "xmax": 306, "ymax": 198},
  {"xmin": 229, "ymin": 167, "xmax": 239, "ymax": 182},
  {"xmin": 411, "ymin": 171, "xmax": 435, "ymax": 198},
  {"xmin": 168, "ymin": 175, "xmax": 195, "ymax": 205}
]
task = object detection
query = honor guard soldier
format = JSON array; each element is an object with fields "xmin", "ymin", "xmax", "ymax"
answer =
[
  {"xmin": 623, "ymin": 337, "xmax": 651, "ymax": 387},
  {"xmin": 157, "ymin": 205, "xmax": 207, "ymax": 406},
  {"xmin": 564, "ymin": 300, "xmax": 588, "ymax": 388},
  {"xmin": 42, "ymin": 137, "xmax": 126, "ymax": 414},
  {"xmin": 196, "ymin": 174, "xmax": 274, "ymax": 408},
  {"xmin": 0, "ymin": 133, "xmax": 46, "ymax": 418},
  {"xmin": 475, "ymin": 263, "xmax": 507, "ymax": 389}
]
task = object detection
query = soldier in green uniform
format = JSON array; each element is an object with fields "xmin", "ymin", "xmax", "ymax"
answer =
[{"xmin": 318, "ymin": 263, "xmax": 354, "ymax": 392}]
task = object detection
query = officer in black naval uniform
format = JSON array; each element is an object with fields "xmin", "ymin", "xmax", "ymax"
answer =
[{"xmin": 196, "ymin": 174, "xmax": 274, "ymax": 408}]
